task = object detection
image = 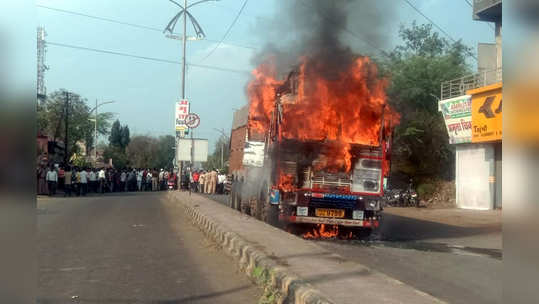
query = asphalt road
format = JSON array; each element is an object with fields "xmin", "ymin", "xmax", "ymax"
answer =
[
  {"xmin": 205, "ymin": 193, "xmax": 502, "ymax": 304},
  {"xmin": 37, "ymin": 192, "xmax": 262, "ymax": 304}
]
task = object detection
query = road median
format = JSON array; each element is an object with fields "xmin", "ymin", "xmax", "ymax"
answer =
[{"xmin": 169, "ymin": 191, "xmax": 445, "ymax": 304}]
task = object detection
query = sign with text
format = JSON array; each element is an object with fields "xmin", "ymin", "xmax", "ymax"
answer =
[
  {"xmin": 468, "ymin": 83, "xmax": 502, "ymax": 143},
  {"xmin": 175, "ymin": 99, "xmax": 190, "ymax": 134},
  {"xmin": 439, "ymin": 95, "xmax": 472, "ymax": 144}
]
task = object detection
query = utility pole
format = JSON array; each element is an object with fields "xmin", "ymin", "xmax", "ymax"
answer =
[
  {"xmin": 182, "ymin": 0, "xmax": 187, "ymax": 100},
  {"xmin": 64, "ymin": 91, "xmax": 69, "ymax": 165},
  {"xmin": 213, "ymin": 128, "xmax": 227, "ymax": 169},
  {"xmin": 89, "ymin": 100, "xmax": 115, "ymax": 166},
  {"xmin": 164, "ymin": 0, "xmax": 214, "ymax": 187},
  {"xmin": 95, "ymin": 99, "xmax": 98, "ymax": 164}
]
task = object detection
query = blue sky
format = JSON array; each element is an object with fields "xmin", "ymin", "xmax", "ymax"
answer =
[{"xmin": 36, "ymin": 0, "xmax": 495, "ymax": 152}]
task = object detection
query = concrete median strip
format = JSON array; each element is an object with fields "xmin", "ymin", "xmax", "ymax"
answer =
[{"xmin": 170, "ymin": 192, "xmax": 445, "ymax": 304}]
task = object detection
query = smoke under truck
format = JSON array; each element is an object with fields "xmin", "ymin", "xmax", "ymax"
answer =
[{"xmin": 229, "ymin": 70, "xmax": 393, "ymax": 237}]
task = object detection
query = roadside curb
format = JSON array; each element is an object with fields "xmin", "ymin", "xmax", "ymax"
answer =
[{"xmin": 170, "ymin": 192, "xmax": 335, "ymax": 304}]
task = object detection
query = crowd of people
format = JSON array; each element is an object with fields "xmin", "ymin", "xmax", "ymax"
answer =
[
  {"xmin": 37, "ymin": 164, "xmax": 178, "ymax": 196},
  {"xmin": 186, "ymin": 168, "xmax": 228, "ymax": 195}
]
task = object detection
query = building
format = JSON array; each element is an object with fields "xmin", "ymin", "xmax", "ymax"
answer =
[{"xmin": 439, "ymin": 0, "xmax": 502, "ymax": 210}]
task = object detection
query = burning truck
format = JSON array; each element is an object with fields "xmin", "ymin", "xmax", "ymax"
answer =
[{"xmin": 228, "ymin": 54, "xmax": 399, "ymax": 237}]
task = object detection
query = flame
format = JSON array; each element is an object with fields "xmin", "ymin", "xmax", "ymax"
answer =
[
  {"xmin": 303, "ymin": 224, "xmax": 339, "ymax": 239},
  {"xmin": 248, "ymin": 55, "xmax": 399, "ymax": 174},
  {"xmin": 279, "ymin": 173, "xmax": 296, "ymax": 192}
]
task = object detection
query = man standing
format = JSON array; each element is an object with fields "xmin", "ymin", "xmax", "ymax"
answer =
[
  {"xmin": 46, "ymin": 166, "xmax": 58, "ymax": 196},
  {"xmin": 120, "ymin": 170, "xmax": 126, "ymax": 192},
  {"xmin": 64, "ymin": 166, "xmax": 72, "ymax": 197},
  {"xmin": 193, "ymin": 170, "xmax": 200, "ymax": 192},
  {"xmin": 58, "ymin": 166, "xmax": 65, "ymax": 193},
  {"xmin": 217, "ymin": 171, "xmax": 226, "ymax": 194},
  {"xmin": 199, "ymin": 171, "xmax": 206, "ymax": 194},
  {"xmin": 88, "ymin": 169, "xmax": 97, "ymax": 193},
  {"xmin": 98, "ymin": 167, "xmax": 106, "ymax": 193},
  {"xmin": 137, "ymin": 169, "xmax": 143, "ymax": 191},
  {"xmin": 152, "ymin": 168, "xmax": 159, "ymax": 191},
  {"xmin": 80, "ymin": 168, "xmax": 88, "ymax": 196},
  {"xmin": 209, "ymin": 168, "xmax": 218, "ymax": 194},
  {"xmin": 158, "ymin": 169, "xmax": 164, "ymax": 191}
]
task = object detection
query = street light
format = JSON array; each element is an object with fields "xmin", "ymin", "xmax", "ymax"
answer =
[
  {"xmin": 89, "ymin": 100, "xmax": 115, "ymax": 165},
  {"xmin": 213, "ymin": 128, "xmax": 228, "ymax": 169}
]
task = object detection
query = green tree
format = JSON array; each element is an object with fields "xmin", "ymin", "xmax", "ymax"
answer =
[
  {"xmin": 103, "ymin": 146, "xmax": 129, "ymax": 169},
  {"xmin": 108, "ymin": 119, "xmax": 130, "ymax": 150},
  {"xmin": 204, "ymin": 135, "xmax": 230, "ymax": 173},
  {"xmin": 154, "ymin": 135, "xmax": 175, "ymax": 169},
  {"xmin": 382, "ymin": 22, "xmax": 472, "ymax": 179},
  {"xmin": 109, "ymin": 120, "xmax": 123, "ymax": 148},
  {"xmin": 126, "ymin": 135, "xmax": 175, "ymax": 169},
  {"xmin": 38, "ymin": 89, "xmax": 112, "ymax": 159}
]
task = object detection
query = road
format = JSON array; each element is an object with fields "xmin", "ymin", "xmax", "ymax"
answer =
[
  {"xmin": 207, "ymin": 193, "xmax": 502, "ymax": 304},
  {"xmin": 37, "ymin": 192, "xmax": 262, "ymax": 304}
]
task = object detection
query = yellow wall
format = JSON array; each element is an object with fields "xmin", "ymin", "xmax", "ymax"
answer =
[{"xmin": 467, "ymin": 83, "xmax": 502, "ymax": 143}]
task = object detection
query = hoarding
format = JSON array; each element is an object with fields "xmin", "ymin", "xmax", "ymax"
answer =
[
  {"xmin": 439, "ymin": 95, "xmax": 472, "ymax": 144},
  {"xmin": 468, "ymin": 83, "xmax": 502, "ymax": 143},
  {"xmin": 175, "ymin": 99, "xmax": 189, "ymax": 134},
  {"xmin": 242, "ymin": 141, "xmax": 265, "ymax": 167},
  {"xmin": 176, "ymin": 138, "xmax": 208, "ymax": 162}
]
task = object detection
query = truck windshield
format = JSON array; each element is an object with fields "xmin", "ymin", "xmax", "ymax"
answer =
[{"xmin": 351, "ymin": 159, "xmax": 382, "ymax": 193}]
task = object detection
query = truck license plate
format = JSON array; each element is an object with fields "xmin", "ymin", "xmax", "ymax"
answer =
[{"xmin": 315, "ymin": 208, "xmax": 345, "ymax": 218}]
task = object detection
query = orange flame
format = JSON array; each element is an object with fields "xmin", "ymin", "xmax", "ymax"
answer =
[
  {"xmin": 279, "ymin": 173, "xmax": 296, "ymax": 192},
  {"xmin": 248, "ymin": 54, "xmax": 400, "ymax": 174},
  {"xmin": 303, "ymin": 224, "xmax": 339, "ymax": 239}
]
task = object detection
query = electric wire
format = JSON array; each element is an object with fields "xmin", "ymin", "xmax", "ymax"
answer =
[
  {"xmin": 402, "ymin": 0, "xmax": 478, "ymax": 60},
  {"xmin": 46, "ymin": 41, "xmax": 251, "ymax": 74},
  {"xmin": 198, "ymin": 0, "xmax": 249, "ymax": 62},
  {"xmin": 36, "ymin": 4, "xmax": 258, "ymax": 51}
]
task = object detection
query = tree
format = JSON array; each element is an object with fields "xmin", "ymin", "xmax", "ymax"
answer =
[
  {"xmin": 109, "ymin": 120, "xmax": 123, "ymax": 148},
  {"xmin": 204, "ymin": 135, "xmax": 230, "ymax": 172},
  {"xmin": 126, "ymin": 136, "xmax": 158, "ymax": 169},
  {"xmin": 37, "ymin": 89, "xmax": 112, "ymax": 160},
  {"xmin": 382, "ymin": 22, "xmax": 472, "ymax": 179},
  {"xmin": 108, "ymin": 119, "xmax": 130, "ymax": 151},
  {"xmin": 126, "ymin": 135, "xmax": 175, "ymax": 169},
  {"xmin": 103, "ymin": 146, "xmax": 129, "ymax": 169}
]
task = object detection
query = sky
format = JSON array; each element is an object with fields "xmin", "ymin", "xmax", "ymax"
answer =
[{"xmin": 36, "ymin": 0, "xmax": 495, "ymax": 152}]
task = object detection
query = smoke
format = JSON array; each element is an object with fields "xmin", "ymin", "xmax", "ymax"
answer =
[{"xmin": 251, "ymin": 0, "xmax": 397, "ymax": 76}]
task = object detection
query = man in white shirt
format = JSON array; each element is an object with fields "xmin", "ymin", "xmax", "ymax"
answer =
[
  {"xmin": 217, "ymin": 172, "xmax": 226, "ymax": 194},
  {"xmin": 158, "ymin": 169, "xmax": 164, "ymax": 191},
  {"xmin": 79, "ymin": 168, "xmax": 88, "ymax": 196},
  {"xmin": 98, "ymin": 168, "xmax": 106, "ymax": 193},
  {"xmin": 137, "ymin": 170, "xmax": 143, "ymax": 191},
  {"xmin": 46, "ymin": 166, "xmax": 58, "ymax": 196},
  {"xmin": 88, "ymin": 169, "xmax": 97, "ymax": 193},
  {"xmin": 120, "ymin": 171, "xmax": 127, "ymax": 192}
]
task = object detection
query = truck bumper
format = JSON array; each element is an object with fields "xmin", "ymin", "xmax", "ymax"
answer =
[{"xmin": 280, "ymin": 215, "xmax": 379, "ymax": 228}]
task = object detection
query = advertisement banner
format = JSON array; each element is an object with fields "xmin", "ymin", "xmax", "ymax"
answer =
[
  {"xmin": 439, "ymin": 95, "xmax": 472, "ymax": 144},
  {"xmin": 242, "ymin": 141, "xmax": 265, "ymax": 167},
  {"xmin": 177, "ymin": 138, "xmax": 208, "ymax": 162},
  {"xmin": 468, "ymin": 83, "xmax": 502, "ymax": 143},
  {"xmin": 175, "ymin": 99, "xmax": 189, "ymax": 133}
]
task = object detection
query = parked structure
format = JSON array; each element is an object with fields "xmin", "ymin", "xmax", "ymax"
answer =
[{"xmin": 439, "ymin": 0, "xmax": 502, "ymax": 210}]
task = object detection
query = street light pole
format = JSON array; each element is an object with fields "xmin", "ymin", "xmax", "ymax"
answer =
[
  {"xmin": 89, "ymin": 100, "xmax": 115, "ymax": 166},
  {"xmin": 182, "ymin": 0, "xmax": 187, "ymax": 100},
  {"xmin": 164, "ymin": 0, "xmax": 215, "ymax": 186},
  {"xmin": 95, "ymin": 99, "xmax": 98, "ymax": 164}
]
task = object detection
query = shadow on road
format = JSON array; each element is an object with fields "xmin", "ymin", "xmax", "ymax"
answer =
[
  {"xmin": 37, "ymin": 285, "xmax": 256, "ymax": 304},
  {"xmin": 378, "ymin": 213, "xmax": 500, "ymax": 242}
]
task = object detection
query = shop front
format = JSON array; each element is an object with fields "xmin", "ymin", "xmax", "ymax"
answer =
[{"xmin": 439, "ymin": 82, "xmax": 502, "ymax": 210}]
